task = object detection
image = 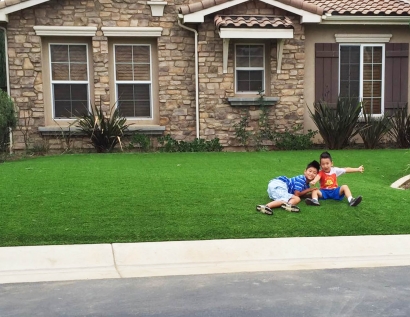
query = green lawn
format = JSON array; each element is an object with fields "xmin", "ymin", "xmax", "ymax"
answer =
[{"xmin": 0, "ymin": 149, "xmax": 409, "ymax": 247}]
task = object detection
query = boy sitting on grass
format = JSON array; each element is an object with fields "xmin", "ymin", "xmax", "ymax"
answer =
[
  {"xmin": 305, "ymin": 151, "xmax": 364, "ymax": 207},
  {"xmin": 256, "ymin": 160, "xmax": 320, "ymax": 215}
]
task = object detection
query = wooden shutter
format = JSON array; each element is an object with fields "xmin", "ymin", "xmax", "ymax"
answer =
[
  {"xmin": 385, "ymin": 43, "xmax": 409, "ymax": 113},
  {"xmin": 315, "ymin": 43, "xmax": 339, "ymax": 106}
]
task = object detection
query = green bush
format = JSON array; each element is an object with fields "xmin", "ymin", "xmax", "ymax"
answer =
[
  {"xmin": 309, "ymin": 97, "xmax": 363, "ymax": 149},
  {"xmin": 157, "ymin": 135, "xmax": 222, "ymax": 152},
  {"xmin": 76, "ymin": 105, "xmax": 129, "ymax": 153},
  {"xmin": 273, "ymin": 125, "xmax": 317, "ymax": 150},
  {"xmin": 388, "ymin": 104, "xmax": 410, "ymax": 149},
  {"xmin": 129, "ymin": 133, "xmax": 151, "ymax": 152},
  {"xmin": 0, "ymin": 90, "xmax": 16, "ymax": 153}
]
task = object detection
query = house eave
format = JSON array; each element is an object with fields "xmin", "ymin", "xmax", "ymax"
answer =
[
  {"xmin": 0, "ymin": 0, "xmax": 50, "ymax": 22},
  {"xmin": 181, "ymin": 0, "xmax": 322, "ymax": 24},
  {"xmin": 321, "ymin": 15, "xmax": 410, "ymax": 25}
]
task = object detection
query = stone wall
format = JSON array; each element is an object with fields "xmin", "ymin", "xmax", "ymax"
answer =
[{"xmin": 6, "ymin": 0, "xmax": 305, "ymax": 152}]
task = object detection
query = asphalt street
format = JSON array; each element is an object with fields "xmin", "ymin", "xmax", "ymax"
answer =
[{"xmin": 1, "ymin": 266, "xmax": 410, "ymax": 317}]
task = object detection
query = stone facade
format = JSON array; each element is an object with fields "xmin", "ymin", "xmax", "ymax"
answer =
[{"xmin": 6, "ymin": 0, "xmax": 306, "ymax": 151}]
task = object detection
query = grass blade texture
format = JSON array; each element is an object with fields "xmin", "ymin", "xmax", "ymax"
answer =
[{"xmin": 0, "ymin": 150, "xmax": 409, "ymax": 246}]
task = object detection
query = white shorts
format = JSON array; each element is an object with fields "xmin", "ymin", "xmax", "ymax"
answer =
[{"xmin": 267, "ymin": 179, "xmax": 293, "ymax": 203}]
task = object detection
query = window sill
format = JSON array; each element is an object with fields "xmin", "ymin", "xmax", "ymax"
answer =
[
  {"xmin": 38, "ymin": 125, "xmax": 165, "ymax": 136},
  {"xmin": 227, "ymin": 97, "xmax": 279, "ymax": 107}
]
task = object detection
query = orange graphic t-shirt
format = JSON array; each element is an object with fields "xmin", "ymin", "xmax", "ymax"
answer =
[{"xmin": 319, "ymin": 167, "xmax": 346, "ymax": 189}]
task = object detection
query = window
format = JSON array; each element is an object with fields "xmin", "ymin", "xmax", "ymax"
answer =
[
  {"xmin": 235, "ymin": 44, "xmax": 264, "ymax": 94},
  {"xmin": 114, "ymin": 44, "xmax": 152, "ymax": 118},
  {"xmin": 50, "ymin": 44, "xmax": 89, "ymax": 119},
  {"xmin": 340, "ymin": 44, "xmax": 384, "ymax": 114}
]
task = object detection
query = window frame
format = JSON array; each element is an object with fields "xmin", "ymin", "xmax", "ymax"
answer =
[
  {"xmin": 339, "ymin": 43, "xmax": 385, "ymax": 116},
  {"xmin": 49, "ymin": 43, "xmax": 91, "ymax": 121},
  {"xmin": 234, "ymin": 43, "xmax": 265, "ymax": 95},
  {"xmin": 113, "ymin": 43, "xmax": 153, "ymax": 120}
]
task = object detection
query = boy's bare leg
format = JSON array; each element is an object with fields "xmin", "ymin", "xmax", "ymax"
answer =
[
  {"xmin": 339, "ymin": 185, "xmax": 352, "ymax": 198},
  {"xmin": 305, "ymin": 189, "xmax": 321, "ymax": 206},
  {"xmin": 339, "ymin": 184, "xmax": 362, "ymax": 206},
  {"xmin": 288, "ymin": 195, "xmax": 301, "ymax": 206}
]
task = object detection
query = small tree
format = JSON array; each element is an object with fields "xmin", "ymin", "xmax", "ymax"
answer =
[{"xmin": 0, "ymin": 90, "xmax": 17, "ymax": 154}]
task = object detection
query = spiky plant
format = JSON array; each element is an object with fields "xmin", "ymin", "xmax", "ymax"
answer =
[
  {"xmin": 309, "ymin": 97, "xmax": 363, "ymax": 149},
  {"xmin": 76, "ymin": 105, "xmax": 129, "ymax": 153},
  {"xmin": 359, "ymin": 107, "xmax": 391, "ymax": 149},
  {"xmin": 388, "ymin": 104, "xmax": 410, "ymax": 149}
]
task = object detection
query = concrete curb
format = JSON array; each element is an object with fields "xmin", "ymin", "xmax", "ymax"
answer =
[{"xmin": 1, "ymin": 235, "xmax": 410, "ymax": 284}]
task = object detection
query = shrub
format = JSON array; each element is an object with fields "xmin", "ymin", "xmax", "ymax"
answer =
[
  {"xmin": 309, "ymin": 97, "xmax": 363, "ymax": 149},
  {"xmin": 129, "ymin": 133, "xmax": 151, "ymax": 152},
  {"xmin": 273, "ymin": 125, "xmax": 317, "ymax": 150},
  {"xmin": 233, "ymin": 109, "xmax": 252, "ymax": 149},
  {"xmin": 76, "ymin": 105, "xmax": 129, "ymax": 153},
  {"xmin": 388, "ymin": 104, "xmax": 410, "ymax": 149},
  {"xmin": 157, "ymin": 135, "xmax": 223, "ymax": 152},
  {"xmin": 359, "ymin": 108, "xmax": 391, "ymax": 149},
  {"xmin": 0, "ymin": 90, "xmax": 17, "ymax": 153}
]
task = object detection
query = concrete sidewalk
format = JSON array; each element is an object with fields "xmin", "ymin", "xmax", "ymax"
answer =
[{"xmin": 1, "ymin": 235, "xmax": 410, "ymax": 284}]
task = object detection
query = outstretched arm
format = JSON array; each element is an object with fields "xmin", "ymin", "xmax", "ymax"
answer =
[{"xmin": 344, "ymin": 165, "xmax": 364, "ymax": 173}]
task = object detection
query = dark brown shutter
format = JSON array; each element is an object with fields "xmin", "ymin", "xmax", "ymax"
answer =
[
  {"xmin": 315, "ymin": 43, "xmax": 339, "ymax": 106},
  {"xmin": 385, "ymin": 43, "xmax": 409, "ymax": 113}
]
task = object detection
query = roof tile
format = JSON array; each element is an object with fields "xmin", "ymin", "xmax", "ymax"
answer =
[{"xmin": 214, "ymin": 14, "xmax": 294, "ymax": 29}]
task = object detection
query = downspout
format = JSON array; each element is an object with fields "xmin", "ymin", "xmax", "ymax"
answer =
[
  {"xmin": 177, "ymin": 17, "xmax": 199, "ymax": 139},
  {"xmin": 0, "ymin": 26, "xmax": 12, "ymax": 154}
]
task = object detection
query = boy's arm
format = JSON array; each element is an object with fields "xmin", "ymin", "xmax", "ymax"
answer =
[
  {"xmin": 309, "ymin": 174, "xmax": 321, "ymax": 186},
  {"xmin": 294, "ymin": 187, "xmax": 318, "ymax": 197},
  {"xmin": 344, "ymin": 165, "xmax": 364, "ymax": 173}
]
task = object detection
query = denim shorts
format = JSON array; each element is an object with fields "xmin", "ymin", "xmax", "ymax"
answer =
[
  {"xmin": 267, "ymin": 179, "xmax": 293, "ymax": 203},
  {"xmin": 320, "ymin": 187, "xmax": 345, "ymax": 201}
]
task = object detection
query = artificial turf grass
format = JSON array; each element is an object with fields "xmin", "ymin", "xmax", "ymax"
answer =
[{"xmin": 0, "ymin": 149, "xmax": 409, "ymax": 246}]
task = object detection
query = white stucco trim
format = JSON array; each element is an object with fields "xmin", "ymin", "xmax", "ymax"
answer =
[
  {"xmin": 181, "ymin": 0, "xmax": 321, "ymax": 23},
  {"xmin": 181, "ymin": 0, "xmax": 248, "ymax": 23},
  {"xmin": 219, "ymin": 28, "xmax": 293, "ymax": 39},
  {"xmin": 34, "ymin": 26, "xmax": 97, "ymax": 36},
  {"xmin": 147, "ymin": 1, "xmax": 167, "ymax": 17},
  {"xmin": 0, "ymin": 0, "xmax": 50, "ymax": 21},
  {"xmin": 322, "ymin": 16, "xmax": 410, "ymax": 25},
  {"xmin": 335, "ymin": 34, "xmax": 393, "ymax": 43},
  {"xmin": 101, "ymin": 27, "xmax": 163, "ymax": 37}
]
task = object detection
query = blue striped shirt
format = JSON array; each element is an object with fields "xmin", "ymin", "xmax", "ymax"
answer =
[{"xmin": 276, "ymin": 175, "xmax": 309, "ymax": 194}]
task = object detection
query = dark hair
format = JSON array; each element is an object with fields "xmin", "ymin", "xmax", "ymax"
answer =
[
  {"xmin": 320, "ymin": 151, "xmax": 332, "ymax": 162},
  {"xmin": 306, "ymin": 160, "xmax": 320, "ymax": 172}
]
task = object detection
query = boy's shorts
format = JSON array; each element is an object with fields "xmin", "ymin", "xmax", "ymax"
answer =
[
  {"xmin": 320, "ymin": 187, "xmax": 345, "ymax": 201},
  {"xmin": 267, "ymin": 179, "xmax": 293, "ymax": 203}
]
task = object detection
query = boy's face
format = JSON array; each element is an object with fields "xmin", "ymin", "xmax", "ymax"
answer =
[
  {"xmin": 304, "ymin": 167, "xmax": 318, "ymax": 182},
  {"xmin": 320, "ymin": 158, "xmax": 333, "ymax": 173}
]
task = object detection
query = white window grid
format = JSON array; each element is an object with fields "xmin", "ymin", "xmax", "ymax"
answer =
[
  {"xmin": 234, "ymin": 43, "xmax": 265, "ymax": 94},
  {"xmin": 114, "ymin": 44, "xmax": 153, "ymax": 119},
  {"xmin": 339, "ymin": 43, "xmax": 385, "ymax": 116},
  {"xmin": 49, "ymin": 43, "xmax": 90, "ymax": 120}
]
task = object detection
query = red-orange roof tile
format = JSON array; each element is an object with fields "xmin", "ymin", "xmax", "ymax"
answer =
[
  {"xmin": 214, "ymin": 14, "xmax": 294, "ymax": 28},
  {"xmin": 179, "ymin": 0, "xmax": 410, "ymax": 16}
]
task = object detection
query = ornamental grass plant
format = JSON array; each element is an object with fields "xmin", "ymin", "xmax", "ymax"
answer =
[{"xmin": 0, "ymin": 150, "xmax": 409, "ymax": 247}]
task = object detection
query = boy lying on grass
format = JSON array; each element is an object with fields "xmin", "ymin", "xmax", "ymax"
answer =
[
  {"xmin": 305, "ymin": 151, "xmax": 364, "ymax": 207},
  {"xmin": 256, "ymin": 160, "xmax": 320, "ymax": 215}
]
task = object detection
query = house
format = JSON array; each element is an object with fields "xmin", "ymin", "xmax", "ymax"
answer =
[{"xmin": 0, "ymin": 0, "xmax": 409, "ymax": 151}]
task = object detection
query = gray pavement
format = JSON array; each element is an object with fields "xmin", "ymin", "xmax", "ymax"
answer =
[{"xmin": 2, "ymin": 266, "xmax": 410, "ymax": 317}]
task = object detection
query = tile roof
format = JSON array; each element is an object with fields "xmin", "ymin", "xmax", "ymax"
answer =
[
  {"xmin": 305, "ymin": 0, "xmax": 410, "ymax": 15},
  {"xmin": 214, "ymin": 15, "xmax": 294, "ymax": 29},
  {"xmin": 179, "ymin": 0, "xmax": 410, "ymax": 16}
]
